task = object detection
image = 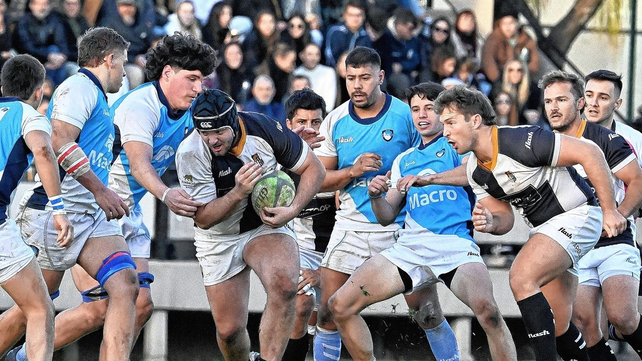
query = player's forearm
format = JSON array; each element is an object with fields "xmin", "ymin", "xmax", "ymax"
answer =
[
  {"xmin": 76, "ymin": 169, "xmax": 109, "ymax": 194},
  {"xmin": 319, "ymin": 166, "xmax": 356, "ymax": 192},
  {"xmin": 371, "ymin": 197, "xmax": 397, "ymax": 226},
  {"xmin": 290, "ymin": 159, "xmax": 325, "ymax": 214},
  {"xmin": 582, "ymin": 151, "xmax": 618, "ymax": 212},
  {"xmin": 428, "ymin": 164, "xmax": 469, "ymax": 186},
  {"xmin": 194, "ymin": 188, "xmax": 246, "ymax": 229},
  {"xmin": 32, "ymin": 145, "xmax": 63, "ymax": 198},
  {"xmin": 131, "ymin": 161, "xmax": 168, "ymax": 200},
  {"xmin": 618, "ymin": 178, "xmax": 642, "ymax": 218},
  {"xmin": 487, "ymin": 212, "xmax": 514, "ymax": 235}
]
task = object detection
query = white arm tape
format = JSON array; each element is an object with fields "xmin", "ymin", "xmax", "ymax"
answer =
[{"xmin": 57, "ymin": 142, "xmax": 91, "ymax": 179}]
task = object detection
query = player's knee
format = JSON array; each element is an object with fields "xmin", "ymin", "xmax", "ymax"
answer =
[
  {"xmin": 26, "ymin": 299, "xmax": 55, "ymax": 325},
  {"xmin": 267, "ymin": 270, "xmax": 297, "ymax": 302},
  {"xmin": 609, "ymin": 312, "xmax": 639, "ymax": 334},
  {"xmin": 216, "ymin": 324, "xmax": 246, "ymax": 345},
  {"xmin": 98, "ymin": 251, "xmax": 139, "ymax": 300},
  {"xmin": 327, "ymin": 293, "xmax": 350, "ymax": 321},
  {"xmin": 414, "ymin": 303, "xmax": 442, "ymax": 329},
  {"xmin": 471, "ymin": 299, "xmax": 503, "ymax": 330},
  {"xmin": 508, "ymin": 269, "xmax": 537, "ymax": 298}
]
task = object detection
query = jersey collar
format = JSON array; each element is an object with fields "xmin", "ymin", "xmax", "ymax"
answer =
[
  {"xmin": 348, "ymin": 93, "xmax": 392, "ymax": 125},
  {"xmin": 78, "ymin": 68, "xmax": 106, "ymax": 101},
  {"xmin": 153, "ymin": 81, "xmax": 187, "ymax": 120},
  {"xmin": 418, "ymin": 133, "xmax": 443, "ymax": 150},
  {"xmin": 0, "ymin": 96, "xmax": 21, "ymax": 103}
]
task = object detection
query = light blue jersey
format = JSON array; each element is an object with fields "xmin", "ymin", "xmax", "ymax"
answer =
[
  {"xmin": 110, "ymin": 81, "xmax": 193, "ymax": 209},
  {"xmin": 0, "ymin": 97, "xmax": 51, "ymax": 223},
  {"xmin": 25, "ymin": 69, "xmax": 113, "ymax": 214},
  {"xmin": 317, "ymin": 94, "xmax": 420, "ymax": 231},
  {"xmin": 390, "ymin": 135, "xmax": 475, "ymax": 241}
]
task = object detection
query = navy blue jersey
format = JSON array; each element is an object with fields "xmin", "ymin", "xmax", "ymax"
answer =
[{"xmin": 177, "ymin": 111, "xmax": 309, "ymax": 235}]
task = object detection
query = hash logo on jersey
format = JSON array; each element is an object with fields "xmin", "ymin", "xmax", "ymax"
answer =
[
  {"xmin": 382, "ymin": 129, "xmax": 394, "ymax": 142},
  {"xmin": 276, "ymin": 122, "xmax": 283, "ymax": 132},
  {"xmin": 608, "ymin": 133, "xmax": 620, "ymax": 141},
  {"xmin": 252, "ymin": 154, "xmax": 265, "ymax": 167},
  {"xmin": 505, "ymin": 171, "xmax": 516, "ymax": 182}
]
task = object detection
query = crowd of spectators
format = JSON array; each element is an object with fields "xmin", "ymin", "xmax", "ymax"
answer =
[{"xmin": 0, "ymin": 0, "xmax": 556, "ymax": 128}]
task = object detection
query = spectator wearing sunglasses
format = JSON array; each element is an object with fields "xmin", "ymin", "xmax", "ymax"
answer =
[
  {"xmin": 279, "ymin": 12, "xmax": 312, "ymax": 66},
  {"xmin": 419, "ymin": 16, "xmax": 455, "ymax": 83},
  {"xmin": 491, "ymin": 58, "xmax": 542, "ymax": 126}
]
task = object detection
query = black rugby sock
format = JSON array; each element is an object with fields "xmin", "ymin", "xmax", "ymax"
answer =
[
  {"xmin": 517, "ymin": 292, "xmax": 557, "ymax": 361},
  {"xmin": 282, "ymin": 336, "xmax": 310, "ymax": 361},
  {"xmin": 556, "ymin": 322, "xmax": 588, "ymax": 361},
  {"xmin": 622, "ymin": 318, "xmax": 642, "ymax": 357},
  {"xmin": 587, "ymin": 339, "xmax": 617, "ymax": 361}
]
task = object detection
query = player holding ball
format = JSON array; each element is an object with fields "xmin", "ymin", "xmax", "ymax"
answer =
[{"xmin": 175, "ymin": 89, "xmax": 325, "ymax": 361}]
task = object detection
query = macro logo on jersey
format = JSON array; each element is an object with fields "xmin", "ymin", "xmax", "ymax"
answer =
[
  {"xmin": 251, "ymin": 154, "xmax": 265, "ymax": 167},
  {"xmin": 382, "ymin": 129, "xmax": 394, "ymax": 142},
  {"xmin": 88, "ymin": 133, "xmax": 114, "ymax": 171},
  {"xmin": 407, "ymin": 168, "xmax": 459, "ymax": 210}
]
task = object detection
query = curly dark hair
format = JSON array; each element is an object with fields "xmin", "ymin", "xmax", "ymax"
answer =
[{"xmin": 145, "ymin": 33, "xmax": 218, "ymax": 81}]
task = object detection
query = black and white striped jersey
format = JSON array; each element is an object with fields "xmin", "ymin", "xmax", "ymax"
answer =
[{"xmin": 467, "ymin": 125, "xmax": 596, "ymax": 228}]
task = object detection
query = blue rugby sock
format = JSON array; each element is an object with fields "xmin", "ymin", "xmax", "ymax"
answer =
[
  {"xmin": 313, "ymin": 327, "xmax": 341, "ymax": 361},
  {"xmin": 16, "ymin": 343, "xmax": 27, "ymax": 361},
  {"xmin": 424, "ymin": 319, "xmax": 460, "ymax": 361}
]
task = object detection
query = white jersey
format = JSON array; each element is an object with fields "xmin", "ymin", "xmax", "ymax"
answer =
[
  {"xmin": 467, "ymin": 125, "xmax": 596, "ymax": 228},
  {"xmin": 176, "ymin": 111, "xmax": 308, "ymax": 238},
  {"xmin": 23, "ymin": 70, "xmax": 113, "ymax": 214},
  {"xmin": 110, "ymin": 82, "xmax": 193, "ymax": 209},
  {"xmin": 0, "ymin": 98, "xmax": 51, "ymax": 224}
]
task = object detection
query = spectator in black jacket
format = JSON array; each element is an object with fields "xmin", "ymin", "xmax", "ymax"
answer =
[
  {"xmin": 15, "ymin": 0, "xmax": 76, "ymax": 86},
  {"xmin": 59, "ymin": 0, "xmax": 90, "ymax": 63},
  {"xmin": 323, "ymin": 0, "xmax": 371, "ymax": 68},
  {"xmin": 98, "ymin": 0, "xmax": 154, "ymax": 89}
]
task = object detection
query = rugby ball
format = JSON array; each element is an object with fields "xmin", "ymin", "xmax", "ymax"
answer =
[{"xmin": 251, "ymin": 169, "xmax": 296, "ymax": 214}]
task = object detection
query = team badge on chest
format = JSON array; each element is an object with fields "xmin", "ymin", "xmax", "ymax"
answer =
[{"xmin": 382, "ymin": 129, "xmax": 394, "ymax": 142}]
